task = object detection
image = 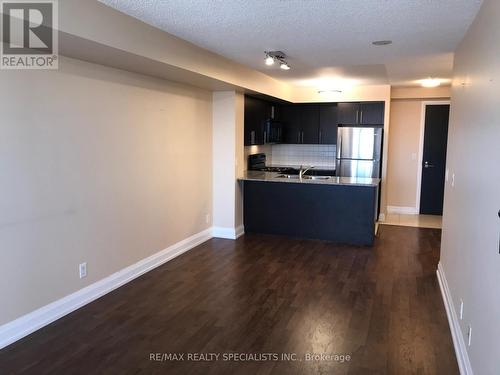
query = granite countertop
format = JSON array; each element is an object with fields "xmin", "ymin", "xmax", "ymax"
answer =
[{"xmin": 239, "ymin": 170, "xmax": 380, "ymax": 187}]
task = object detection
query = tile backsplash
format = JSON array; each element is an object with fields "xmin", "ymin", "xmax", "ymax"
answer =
[{"xmin": 271, "ymin": 144, "xmax": 336, "ymax": 168}]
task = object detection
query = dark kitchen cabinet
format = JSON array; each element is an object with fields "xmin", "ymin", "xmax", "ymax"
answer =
[
  {"xmin": 244, "ymin": 96, "xmax": 272, "ymax": 145},
  {"xmin": 248, "ymin": 100, "xmax": 383, "ymax": 146},
  {"xmin": 279, "ymin": 105, "xmax": 320, "ymax": 144},
  {"xmin": 300, "ymin": 105, "xmax": 320, "ymax": 144},
  {"xmin": 337, "ymin": 102, "xmax": 384, "ymax": 126},
  {"xmin": 337, "ymin": 102, "xmax": 360, "ymax": 125},
  {"xmin": 319, "ymin": 104, "xmax": 338, "ymax": 144},
  {"xmin": 359, "ymin": 102, "xmax": 384, "ymax": 125},
  {"xmin": 280, "ymin": 105, "xmax": 302, "ymax": 144}
]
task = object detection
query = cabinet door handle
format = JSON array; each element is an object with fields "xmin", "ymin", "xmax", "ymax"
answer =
[
  {"xmin": 301, "ymin": 131, "xmax": 304, "ymax": 144},
  {"xmin": 264, "ymin": 131, "xmax": 267, "ymax": 144},
  {"xmin": 360, "ymin": 110, "xmax": 363, "ymax": 124},
  {"xmin": 251, "ymin": 130, "xmax": 255, "ymax": 144},
  {"xmin": 319, "ymin": 130, "xmax": 322, "ymax": 144},
  {"xmin": 297, "ymin": 132, "xmax": 301, "ymax": 143},
  {"xmin": 356, "ymin": 110, "xmax": 359, "ymax": 124}
]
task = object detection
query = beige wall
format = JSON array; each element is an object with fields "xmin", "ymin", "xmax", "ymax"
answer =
[
  {"xmin": 387, "ymin": 85, "xmax": 451, "ymax": 210},
  {"xmin": 387, "ymin": 100, "xmax": 423, "ymax": 209},
  {"xmin": 0, "ymin": 56, "xmax": 213, "ymax": 325},
  {"xmin": 440, "ymin": 0, "xmax": 500, "ymax": 374},
  {"xmin": 391, "ymin": 86, "xmax": 451, "ymax": 100}
]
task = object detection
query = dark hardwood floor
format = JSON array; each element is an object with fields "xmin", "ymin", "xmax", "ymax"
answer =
[{"xmin": 0, "ymin": 225, "xmax": 458, "ymax": 375}]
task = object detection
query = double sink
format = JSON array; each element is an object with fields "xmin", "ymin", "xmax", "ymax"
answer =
[
  {"xmin": 276, "ymin": 174, "xmax": 332, "ymax": 180},
  {"xmin": 265, "ymin": 166, "xmax": 336, "ymax": 181}
]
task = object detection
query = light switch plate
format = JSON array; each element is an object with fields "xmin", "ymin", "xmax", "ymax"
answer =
[{"xmin": 79, "ymin": 262, "xmax": 87, "ymax": 279}]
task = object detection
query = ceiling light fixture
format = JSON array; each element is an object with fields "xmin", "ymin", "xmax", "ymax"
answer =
[
  {"xmin": 264, "ymin": 51, "xmax": 290, "ymax": 70},
  {"xmin": 318, "ymin": 89, "xmax": 342, "ymax": 94},
  {"xmin": 280, "ymin": 62, "xmax": 290, "ymax": 70},
  {"xmin": 420, "ymin": 77, "xmax": 441, "ymax": 88},
  {"xmin": 372, "ymin": 40, "xmax": 392, "ymax": 46},
  {"xmin": 265, "ymin": 54, "xmax": 275, "ymax": 66}
]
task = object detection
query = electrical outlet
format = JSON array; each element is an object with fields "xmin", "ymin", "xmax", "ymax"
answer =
[
  {"xmin": 467, "ymin": 325, "xmax": 472, "ymax": 346},
  {"xmin": 459, "ymin": 299, "xmax": 464, "ymax": 320},
  {"xmin": 79, "ymin": 262, "xmax": 87, "ymax": 279},
  {"xmin": 451, "ymin": 173, "xmax": 455, "ymax": 187}
]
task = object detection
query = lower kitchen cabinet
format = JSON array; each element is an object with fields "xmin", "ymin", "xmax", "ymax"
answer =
[{"xmin": 242, "ymin": 180, "xmax": 379, "ymax": 246}]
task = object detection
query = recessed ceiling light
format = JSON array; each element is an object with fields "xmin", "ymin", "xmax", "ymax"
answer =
[
  {"xmin": 265, "ymin": 55, "xmax": 274, "ymax": 66},
  {"xmin": 372, "ymin": 40, "xmax": 392, "ymax": 46},
  {"xmin": 420, "ymin": 78, "xmax": 441, "ymax": 88}
]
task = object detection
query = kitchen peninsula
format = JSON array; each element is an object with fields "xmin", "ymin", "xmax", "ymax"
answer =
[{"xmin": 240, "ymin": 170, "xmax": 380, "ymax": 246}]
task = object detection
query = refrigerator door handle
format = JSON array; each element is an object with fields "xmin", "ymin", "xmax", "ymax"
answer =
[{"xmin": 337, "ymin": 132, "xmax": 342, "ymax": 158}]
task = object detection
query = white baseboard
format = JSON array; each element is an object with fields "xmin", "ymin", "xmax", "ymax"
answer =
[
  {"xmin": 212, "ymin": 225, "xmax": 245, "ymax": 240},
  {"xmin": 387, "ymin": 205, "xmax": 418, "ymax": 215},
  {"xmin": 436, "ymin": 262, "xmax": 473, "ymax": 375},
  {"xmin": 0, "ymin": 227, "xmax": 213, "ymax": 350},
  {"xmin": 235, "ymin": 225, "xmax": 245, "ymax": 239}
]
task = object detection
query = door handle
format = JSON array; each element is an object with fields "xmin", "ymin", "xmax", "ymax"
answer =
[
  {"xmin": 338, "ymin": 134, "xmax": 342, "ymax": 157},
  {"xmin": 424, "ymin": 161, "xmax": 435, "ymax": 168}
]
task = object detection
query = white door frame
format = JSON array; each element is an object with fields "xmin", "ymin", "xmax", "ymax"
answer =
[{"xmin": 416, "ymin": 101, "xmax": 451, "ymax": 213}]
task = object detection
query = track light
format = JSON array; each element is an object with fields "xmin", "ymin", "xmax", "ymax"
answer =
[
  {"xmin": 280, "ymin": 62, "xmax": 290, "ymax": 70},
  {"xmin": 264, "ymin": 51, "xmax": 290, "ymax": 70}
]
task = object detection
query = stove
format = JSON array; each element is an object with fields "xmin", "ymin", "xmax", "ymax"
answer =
[
  {"xmin": 247, "ymin": 153, "xmax": 296, "ymax": 174},
  {"xmin": 258, "ymin": 166, "xmax": 295, "ymax": 173}
]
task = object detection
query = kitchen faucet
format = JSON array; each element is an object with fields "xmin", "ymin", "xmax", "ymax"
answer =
[{"xmin": 299, "ymin": 165, "xmax": 314, "ymax": 179}]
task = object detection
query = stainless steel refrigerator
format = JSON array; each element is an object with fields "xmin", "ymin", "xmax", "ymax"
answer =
[{"xmin": 336, "ymin": 127, "xmax": 383, "ymax": 178}]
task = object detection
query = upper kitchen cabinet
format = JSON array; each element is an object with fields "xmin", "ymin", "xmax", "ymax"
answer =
[
  {"xmin": 337, "ymin": 102, "xmax": 384, "ymax": 126},
  {"xmin": 279, "ymin": 105, "xmax": 302, "ymax": 144},
  {"xmin": 300, "ymin": 105, "xmax": 320, "ymax": 144},
  {"xmin": 337, "ymin": 102, "xmax": 359, "ymax": 125},
  {"xmin": 244, "ymin": 96, "xmax": 272, "ymax": 145},
  {"xmin": 319, "ymin": 104, "xmax": 338, "ymax": 144},
  {"xmin": 277, "ymin": 104, "xmax": 336, "ymax": 144},
  {"xmin": 279, "ymin": 105, "xmax": 320, "ymax": 144},
  {"xmin": 360, "ymin": 102, "xmax": 385, "ymax": 125}
]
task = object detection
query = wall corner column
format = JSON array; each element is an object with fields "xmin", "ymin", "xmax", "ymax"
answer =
[{"xmin": 212, "ymin": 91, "xmax": 244, "ymax": 239}]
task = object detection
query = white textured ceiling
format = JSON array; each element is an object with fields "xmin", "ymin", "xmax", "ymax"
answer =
[{"xmin": 100, "ymin": 0, "xmax": 482, "ymax": 88}]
